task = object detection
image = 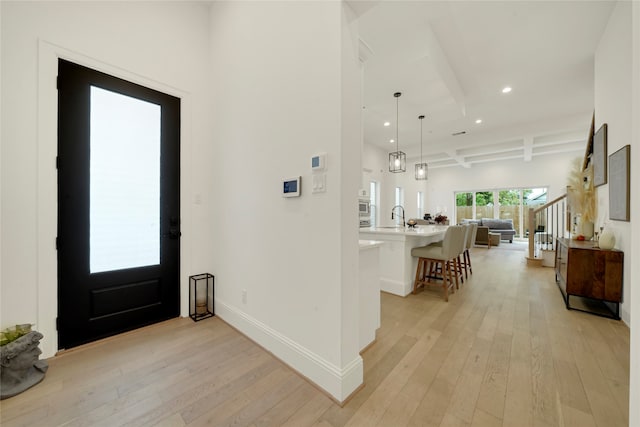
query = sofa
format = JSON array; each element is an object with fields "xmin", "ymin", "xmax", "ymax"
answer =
[{"xmin": 462, "ymin": 218, "xmax": 516, "ymax": 243}]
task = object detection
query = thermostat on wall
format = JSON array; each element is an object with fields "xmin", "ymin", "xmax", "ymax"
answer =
[
  {"xmin": 311, "ymin": 153, "xmax": 326, "ymax": 171},
  {"xmin": 282, "ymin": 176, "xmax": 301, "ymax": 197}
]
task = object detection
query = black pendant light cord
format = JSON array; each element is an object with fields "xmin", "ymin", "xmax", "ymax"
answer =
[
  {"xmin": 394, "ymin": 92, "xmax": 401, "ymax": 154},
  {"xmin": 419, "ymin": 115, "xmax": 425, "ymax": 163}
]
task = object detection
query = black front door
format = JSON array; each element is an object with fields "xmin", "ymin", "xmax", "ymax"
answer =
[{"xmin": 57, "ymin": 59, "xmax": 180, "ymax": 349}]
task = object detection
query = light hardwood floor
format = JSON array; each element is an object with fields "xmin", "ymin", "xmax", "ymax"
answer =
[{"xmin": 0, "ymin": 245, "xmax": 630, "ymax": 427}]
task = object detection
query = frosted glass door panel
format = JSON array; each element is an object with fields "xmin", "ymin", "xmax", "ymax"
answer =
[{"xmin": 90, "ymin": 86, "xmax": 161, "ymax": 273}]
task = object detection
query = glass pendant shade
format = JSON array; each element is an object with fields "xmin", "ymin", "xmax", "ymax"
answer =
[
  {"xmin": 388, "ymin": 92, "xmax": 405, "ymax": 173},
  {"xmin": 389, "ymin": 151, "xmax": 406, "ymax": 173},
  {"xmin": 415, "ymin": 163, "xmax": 428, "ymax": 180}
]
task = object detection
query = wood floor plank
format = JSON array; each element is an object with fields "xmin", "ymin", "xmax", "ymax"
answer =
[
  {"xmin": 151, "ymin": 413, "xmax": 186, "ymax": 427},
  {"xmin": 251, "ymin": 382, "xmax": 318, "ymax": 427},
  {"xmin": 443, "ymin": 337, "xmax": 492, "ymax": 424},
  {"xmin": 407, "ymin": 377, "xmax": 455, "ymax": 427},
  {"xmin": 559, "ymin": 404, "xmax": 598, "ymax": 427},
  {"xmin": 279, "ymin": 392, "xmax": 334, "ymax": 427},
  {"xmin": 372, "ymin": 330, "xmax": 442, "ymax": 427},
  {"xmin": 550, "ymin": 359, "xmax": 591, "ymax": 415},
  {"xmin": 503, "ymin": 325, "xmax": 534, "ymax": 427},
  {"xmin": 318, "ymin": 334, "xmax": 417, "ymax": 427},
  {"xmin": 470, "ymin": 408, "xmax": 503, "ymax": 427},
  {"xmin": 529, "ymin": 298, "xmax": 560, "ymax": 427},
  {"xmin": 345, "ymin": 329, "xmax": 441, "ymax": 426},
  {"xmin": 179, "ymin": 358, "xmax": 280, "ymax": 425},
  {"xmin": 126, "ymin": 347, "xmax": 270, "ymax": 426},
  {"xmin": 570, "ymin": 326, "xmax": 628, "ymax": 427},
  {"xmin": 190, "ymin": 368, "xmax": 299, "ymax": 427},
  {"xmin": 475, "ymin": 331, "xmax": 512, "ymax": 421}
]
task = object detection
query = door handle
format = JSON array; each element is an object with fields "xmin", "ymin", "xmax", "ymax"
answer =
[
  {"xmin": 163, "ymin": 229, "xmax": 181, "ymax": 239},
  {"xmin": 163, "ymin": 217, "xmax": 181, "ymax": 239}
]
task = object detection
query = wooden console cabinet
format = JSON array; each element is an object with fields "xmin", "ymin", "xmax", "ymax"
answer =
[{"xmin": 555, "ymin": 237, "xmax": 623, "ymax": 319}]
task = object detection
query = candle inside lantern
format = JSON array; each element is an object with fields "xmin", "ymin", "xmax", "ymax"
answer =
[{"xmin": 195, "ymin": 282, "xmax": 207, "ymax": 315}]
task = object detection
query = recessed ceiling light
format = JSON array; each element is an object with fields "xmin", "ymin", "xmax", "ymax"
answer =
[
  {"xmin": 389, "ymin": 139, "xmax": 395, "ymax": 143},
  {"xmin": 384, "ymin": 121, "xmax": 391, "ymax": 127},
  {"xmin": 475, "ymin": 119, "xmax": 482, "ymax": 124},
  {"xmin": 502, "ymin": 86, "xmax": 512, "ymax": 94}
]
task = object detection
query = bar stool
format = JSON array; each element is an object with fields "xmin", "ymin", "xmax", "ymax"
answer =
[
  {"xmin": 453, "ymin": 224, "xmax": 471, "ymax": 287},
  {"xmin": 411, "ymin": 225, "xmax": 466, "ymax": 301},
  {"xmin": 461, "ymin": 223, "xmax": 478, "ymax": 278},
  {"xmin": 435, "ymin": 224, "xmax": 470, "ymax": 288}
]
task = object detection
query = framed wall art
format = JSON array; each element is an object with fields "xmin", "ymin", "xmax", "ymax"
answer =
[
  {"xmin": 609, "ymin": 145, "xmax": 630, "ymax": 221},
  {"xmin": 592, "ymin": 123, "xmax": 607, "ymax": 187}
]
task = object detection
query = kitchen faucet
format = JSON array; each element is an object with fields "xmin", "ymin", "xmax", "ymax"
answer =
[{"xmin": 391, "ymin": 205, "xmax": 405, "ymax": 227}]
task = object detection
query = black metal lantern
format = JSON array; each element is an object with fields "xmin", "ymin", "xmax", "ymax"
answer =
[
  {"xmin": 389, "ymin": 92, "xmax": 406, "ymax": 173},
  {"xmin": 189, "ymin": 273, "xmax": 214, "ymax": 321}
]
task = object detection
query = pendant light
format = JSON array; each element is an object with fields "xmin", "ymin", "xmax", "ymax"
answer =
[
  {"xmin": 388, "ymin": 92, "xmax": 406, "ymax": 173},
  {"xmin": 415, "ymin": 115, "xmax": 428, "ymax": 180}
]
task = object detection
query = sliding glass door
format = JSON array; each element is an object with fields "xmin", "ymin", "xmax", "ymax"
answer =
[{"xmin": 454, "ymin": 187, "xmax": 548, "ymax": 238}]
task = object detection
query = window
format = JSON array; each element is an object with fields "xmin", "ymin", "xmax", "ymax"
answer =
[
  {"xmin": 455, "ymin": 192, "xmax": 473, "ymax": 222},
  {"xmin": 523, "ymin": 188, "xmax": 547, "ymax": 237},
  {"xmin": 394, "ymin": 187, "xmax": 404, "ymax": 226},
  {"xmin": 417, "ymin": 191, "xmax": 424, "ymax": 218},
  {"xmin": 90, "ymin": 86, "xmax": 161, "ymax": 273},
  {"xmin": 475, "ymin": 191, "xmax": 493, "ymax": 220},
  {"xmin": 454, "ymin": 187, "xmax": 547, "ymax": 238},
  {"xmin": 369, "ymin": 181, "xmax": 378, "ymax": 227},
  {"xmin": 395, "ymin": 187, "xmax": 404, "ymax": 207},
  {"xmin": 499, "ymin": 190, "xmax": 521, "ymax": 235}
]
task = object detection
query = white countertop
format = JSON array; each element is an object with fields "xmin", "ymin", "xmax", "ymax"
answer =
[
  {"xmin": 360, "ymin": 225, "xmax": 448, "ymax": 237},
  {"xmin": 359, "ymin": 239, "xmax": 385, "ymax": 250}
]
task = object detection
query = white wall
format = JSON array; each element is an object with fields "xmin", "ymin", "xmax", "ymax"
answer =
[
  {"xmin": 364, "ymin": 142, "xmax": 582, "ymax": 226},
  {"xmin": 630, "ymin": 3, "xmax": 640, "ymax": 425},
  {"xmin": 0, "ymin": 2, "xmax": 213, "ymax": 356},
  {"xmin": 594, "ymin": 1, "xmax": 633, "ymax": 325},
  {"xmin": 362, "ymin": 143, "xmax": 405, "ymax": 225},
  {"xmin": 208, "ymin": 1, "xmax": 362, "ymax": 401}
]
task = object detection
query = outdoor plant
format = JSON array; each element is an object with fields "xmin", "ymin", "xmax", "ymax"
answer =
[{"xmin": 0, "ymin": 324, "xmax": 33, "ymax": 347}]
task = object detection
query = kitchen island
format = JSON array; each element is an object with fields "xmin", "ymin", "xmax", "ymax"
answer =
[
  {"xmin": 359, "ymin": 240, "xmax": 384, "ymax": 351},
  {"xmin": 359, "ymin": 225, "xmax": 447, "ymax": 296}
]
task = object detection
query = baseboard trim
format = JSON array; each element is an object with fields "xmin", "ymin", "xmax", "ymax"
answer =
[
  {"xmin": 525, "ymin": 257, "xmax": 544, "ymax": 267},
  {"xmin": 215, "ymin": 299, "xmax": 363, "ymax": 403},
  {"xmin": 380, "ymin": 277, "xmax": 411, "ymax": 297}
]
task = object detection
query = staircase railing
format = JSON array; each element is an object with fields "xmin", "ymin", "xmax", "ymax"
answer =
[{"xmin": 527, "ymin": 194, "xmax": 569, "ymax": 261}]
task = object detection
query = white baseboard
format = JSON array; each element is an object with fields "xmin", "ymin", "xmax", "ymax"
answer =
[
  {"xmin": 380, "ymin": 277, "xmax": 411, "ymax": 297},
  {"xmin": 215, "ymin": 299, "xmax": 363, "ymax": 403}
]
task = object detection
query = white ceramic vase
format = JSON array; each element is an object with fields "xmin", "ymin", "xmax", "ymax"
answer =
[{"xmin": 599, "ymin": 228, "xmax": 616, "ymax": 250}]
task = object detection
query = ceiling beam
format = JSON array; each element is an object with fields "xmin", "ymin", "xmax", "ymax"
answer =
[
  {"xmin": 422, "ymin": 23, "xmax": 466, "ymax": 118},
  {"xmin": 446, "ymin": 150, "xmax": 471, "ymax": 168},
  {"xmin": 523, "ymin": 136, "xmax": 533, "ymax": 161},
  {"xmin": 358, "ymin": 38, "xmax": 374, "ymax": 63}
]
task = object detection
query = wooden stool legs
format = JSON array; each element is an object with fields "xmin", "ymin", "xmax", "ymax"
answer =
[{"xmin": 412, "ymin": 257, "xmax": 454, "ymax": 302}]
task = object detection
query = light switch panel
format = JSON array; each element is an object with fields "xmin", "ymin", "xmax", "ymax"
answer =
[{"xmin": 312, "ymin": 174, "xmax": 326, "ymax": 193}]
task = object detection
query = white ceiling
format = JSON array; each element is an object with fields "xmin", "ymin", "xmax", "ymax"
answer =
[{"xmin": 350, "ymin": 1, "xmax": 615, "ymax": 168}]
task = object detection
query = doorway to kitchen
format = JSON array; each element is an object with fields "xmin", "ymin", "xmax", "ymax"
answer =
[{"xmin": 57, "ymin": 59, "xmax": 181, "ymax": 349}]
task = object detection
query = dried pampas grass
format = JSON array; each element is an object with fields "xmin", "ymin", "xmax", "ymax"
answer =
[{"xmin": 567, "ymin": 157, "xmax": 596, "ymax": 223}]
